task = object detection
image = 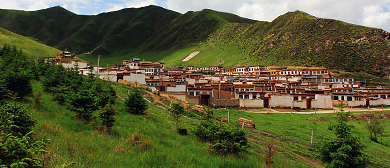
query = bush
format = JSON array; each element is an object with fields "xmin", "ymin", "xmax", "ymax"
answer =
[
  {"xmin": 193, "ymin": 120, "xmax": 247, "ymax": 155},
  {"xmin": 125, "ymin": 89, "xmax": 148, "ymax": 115},
  {"xmin": 366, "ymin": 118, "xmax": 387, "ymax": 142}
]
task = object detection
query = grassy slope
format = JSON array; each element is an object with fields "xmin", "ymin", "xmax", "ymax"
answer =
[
  {"xmin": 24, "ymin": 79, "xmax": 390, "ymax": 167},
  {"xmin": 28, "ymin": 80, "xmax": 312, "ymax": 168},
  {"xmin": 0, "ymin": 27, "xmax": 60, "ymax": 57}
]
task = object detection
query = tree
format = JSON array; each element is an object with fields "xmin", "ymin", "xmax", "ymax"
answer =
[
  {"xmin": 319, "ymin": 110, "xmax": 368, "ymax": 168},
  {"xmin": 99, "ymin": 104, "xmax": 116, "ymax": 132},
  {"xmin": 0, "ymin": 104, "xmax": 47, "ymax": 168},
  {"xmin": 169, "ymin": 102, "xmax": 185, "ymax": 128},
  {"xmin": 0, "ymin": 45, "xmax": 35, "ymax": 99},
  {"xmin": 125, "ymin": 89, "xmax": 148, "ymax": 115},
  {"xmin": 0, "ymin": 103, "xmax": 35, "ymax": 136},
  {"xmin": 366, "ymin": 118, "xmax": 387, "ymax": 142}
]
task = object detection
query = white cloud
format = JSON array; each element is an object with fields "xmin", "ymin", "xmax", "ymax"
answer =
[
  {"xmin": 363, "ymin": 5, "xmax": 390, "ymax": 30},
  {"xmin": 26, "ymin": 1, "xmax": 49, "ymax": 11}
]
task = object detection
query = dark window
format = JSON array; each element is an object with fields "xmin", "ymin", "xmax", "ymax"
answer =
[
  {"xmin": 347, "ymin": 96, "xmax": 353, "ymax": 101},
  {"xmin": 293, "ymin": 97, "xmax": 299, "ymax": 101},
  {"xmin": 333, "ymin": 96, "xmax": 339, "ymax": 100},
  {"xmin": 381, "ymin": 95, "xmax": 386, "ymax": 99}
]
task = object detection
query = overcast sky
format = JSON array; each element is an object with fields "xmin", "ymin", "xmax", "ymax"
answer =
[{"xmin": 1, "ymin": 0, "xmax": 389, "ymax": 32}]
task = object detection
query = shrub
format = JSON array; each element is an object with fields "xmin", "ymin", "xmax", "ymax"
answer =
[
  {"xmin": 193, "ymin": 120, "xmax": 247, "ymax": 155},
  {"xmin": 366, "ymin": 118, "xmax": 387, "ymax": 143}
]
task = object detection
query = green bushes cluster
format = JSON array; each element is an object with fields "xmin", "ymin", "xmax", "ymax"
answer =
[
  {"xmin": 193, "ymin": 120, "xmax": 248, "ymax": 155},
  {"xmin": 42, "ymin": 64, "xmax": 116, "ymax": 121}
]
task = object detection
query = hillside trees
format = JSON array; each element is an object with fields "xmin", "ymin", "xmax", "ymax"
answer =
[{"xmin": 319, "ymin": 111, "xmax": 368, "ymax": 168}]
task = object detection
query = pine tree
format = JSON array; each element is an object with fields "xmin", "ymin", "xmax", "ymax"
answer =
[
  {"xmin": 320, "ymin": 110, "xmax": 368, "ymax": 168},
  {"xmin": 125, "ymin": 89, "xmax": 148, "ymax": 115}
]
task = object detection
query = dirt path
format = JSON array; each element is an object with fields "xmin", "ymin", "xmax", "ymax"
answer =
[{"xmin": 247, "ymin": 137, "xmax": 324, "ymax": 168}]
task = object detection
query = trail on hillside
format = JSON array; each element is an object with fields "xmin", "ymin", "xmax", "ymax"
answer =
[{"xmin": 247, "ymin": 137, "xmax": 324, "ymax": 168}]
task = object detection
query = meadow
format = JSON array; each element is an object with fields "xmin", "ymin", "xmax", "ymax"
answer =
[{"xmin": 20, "ymin": 78, "xmax": 390, "ymax": 167}]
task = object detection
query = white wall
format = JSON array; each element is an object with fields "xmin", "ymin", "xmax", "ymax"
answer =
[
  {"xmin": 348, "ymin": 100, "xmax": 366, "ymax": 107},
  {"xmin": 123, "ymin": 74, "xmax": 146, "ymax": 85},
  {"xmin": 239, "ymin": 99, "xmax": 264, "ymax": 108},
  {"xmin": 370, "ymin": 99, "xmax": 390, "ymax": 106},
  {"xmin": 270, "ymin": 95, "xmax": 292, "ymax": 107},
  {"xmin": 312, "ymin": 95, "xmax": 333, "ymax": 109},
  {"xmin": 167, "ymin": 85, "xmax": 186, "ymax": 92}
]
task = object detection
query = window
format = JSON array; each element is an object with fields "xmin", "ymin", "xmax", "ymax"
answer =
[
  {"xmin": 347, "ymin": 96, "xmax": 353, "ymax": 101},
  {"xmin": 293, "ymin": 97, "xmax": 299, "ymax": 101},
  {"xmin": 333, "ymin": 96, "xmax": 339, "ymax": 100},
  {"xmin": 341, "ymin": 96, "xmax": 345, "ymax": 101},
  {"xmin": 381, "ymin": 95, "xmax": 386, "ymax": 99}
]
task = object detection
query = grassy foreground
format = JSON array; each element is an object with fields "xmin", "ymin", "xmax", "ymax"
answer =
[
  {"xmin": 20, "ymin": 79, "xmax": 390, "ymax": 167},
  {"xmin": 27, "ymin": 80, "xmax": 310, "ymax": 167}
]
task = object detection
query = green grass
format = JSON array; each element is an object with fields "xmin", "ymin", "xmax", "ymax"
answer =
[
  {"xmin": 11, "ymin": 79, "xmax": 389, "ymax": 167},
  {"xmin": 28, "ymin": 80, "xmax": 313, "ymax": 167},
  {"xmin": 213, "ymin": 109, "xmax": 390, "ymax": 167},
  {"xmin": 0, "ymin": 27, "xmax": 60, "ymax": 57}
]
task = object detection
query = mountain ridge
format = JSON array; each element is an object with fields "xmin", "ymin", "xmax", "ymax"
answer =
[{"xmin": 0, "ymin": 6, "xmax": 389, "ymax": 78}]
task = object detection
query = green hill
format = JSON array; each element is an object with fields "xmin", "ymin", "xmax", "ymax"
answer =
[
  {"xmin": 0, "ymin": 27, "xmax": 60, "ymax": 57},
  {"xmin": 0, "ymin": 6, "xmax": 389, "ymax": 77}
]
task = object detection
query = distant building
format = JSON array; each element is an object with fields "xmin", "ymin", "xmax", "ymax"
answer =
[{"xmin": 56, "ymin": 50, "xmax": 75, "ymax": 59}]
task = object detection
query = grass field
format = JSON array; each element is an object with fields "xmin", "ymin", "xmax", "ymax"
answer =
[{"xmin": 13, "ymin": 79, "xmax": 389, "ymax": 167}]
